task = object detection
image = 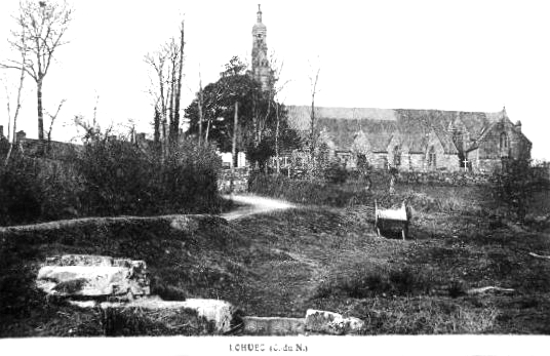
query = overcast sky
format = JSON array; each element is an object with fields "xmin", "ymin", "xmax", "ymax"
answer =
[{"xmin": 0, "ymin": 0, "xmax": 549, "ymax": 159}]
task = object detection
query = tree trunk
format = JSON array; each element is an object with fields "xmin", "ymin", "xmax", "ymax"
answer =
[
  {"xmin": 168, "ymin": 53, "xmax": 177, "ymax": 149},
  {"xmin": 275, "ymin": 102, "xmax": 280, "ymax": 175},
  {"xmin": 37, "ymin": 78, "xmax": 44, "ymax": 141},
  {"xmin": 309, "ymin": 95, "xmax": 316, "ymax": 180},
  {"xmin": 153, "ymin": 105, "xmax": 161, "ymax": 155},
  {"xmin": 172, "ymin": 22, "xmax": 185, "ymax": 147},
  {"xmin": 231, "ymin": 101, "xmax": 239, "ymax": 192},
  {"xmin": 205, "ymin": 116, "xmax": 211, "ymax": 143},
  {"xmin": 198, "ymin": 78, "xmax": 204, "ymax": 147},
  {"xmin": 232, "ymin": 101, "xmax": 239, "ymax": 168}
]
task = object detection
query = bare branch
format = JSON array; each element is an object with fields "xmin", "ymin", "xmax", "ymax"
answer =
[{"xmin": 46, "ymin": 98, "xmax": 66, "ymax": 143}]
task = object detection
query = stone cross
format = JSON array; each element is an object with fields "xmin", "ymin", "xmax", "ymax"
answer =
[{"xmin": 462, "ymin": 158, "xmax": 469, "ymax": 171}]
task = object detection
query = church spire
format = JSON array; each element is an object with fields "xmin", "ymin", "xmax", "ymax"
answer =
[
  {"xmin": 251, "ymin": 4, "xmax": 271, "ymax": 91},
  {"xmin": 257, "ymin": 4, "xmax": 262, "ymax": 23}
]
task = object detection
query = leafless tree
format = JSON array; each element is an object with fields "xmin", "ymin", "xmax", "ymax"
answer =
[
  {"xmin": 269, "ymin": 55, "xmax": 291, "ymax": 175},
  {"xmin": 1, "ymin": 0, "xmax": 73, "ymax": 144},
  {"xmin": 145, "ymin": 18, "xmax": 185, "ymax": 155},
  {"xmin": 145, "ymin": 48, "xmax": 169, "ymax": 154},
  {"xmin": 2, "ymin": 19, "xmax": 28, "ymax": 166},
  {"xmin": 308, "ymin": 59, "xmax": 321, "ymax": 176},
  {"xmin": 170, "ymin": 20, "xmax": 185, "ymax": 147}
]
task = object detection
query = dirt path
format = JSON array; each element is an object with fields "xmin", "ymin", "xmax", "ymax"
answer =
[
  {"xmin": 0, "ymin": 195, "xmax": 295, "ymax": 232},
  {"xmin": 220, "ymin": 194, "xmax": 295, "ymax": 221}
]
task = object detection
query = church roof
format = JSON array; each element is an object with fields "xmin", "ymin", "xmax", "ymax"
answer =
[{"xmin": 286, "ymin": 105, "xmax": 503, "ymax": 154}]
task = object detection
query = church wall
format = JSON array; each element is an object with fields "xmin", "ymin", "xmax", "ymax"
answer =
[
  {"xmin": 477, "ymin": 119, "xmax": 530, "ymax": 160},
  {"xmin": 372, "ymin": 153, "xmax": 388, "ymax": 169},
  {"xmin": 409, "ymin": 153, "xmax": 425, "ymax": 171},
  {"xmin": 439, "ymin": 154, "xmax": 460, "ymax": 172}
]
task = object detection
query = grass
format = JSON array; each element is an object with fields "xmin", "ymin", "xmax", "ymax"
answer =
[
  {"xmin": 0, "ymin": 214, "xmax": 253, "ymax": 336},
  {"xmin": 1, "ymin": 177, "xmax": 550, "ymax": 335}
]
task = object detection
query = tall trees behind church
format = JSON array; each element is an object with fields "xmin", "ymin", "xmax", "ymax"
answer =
[
  {"xmin": 145, "ymin": 19, "xmax": 185, "ymax": 156},
  {"xmin": 1, "ymin": 0, "xmax": 73, "ymax": 149},
  {"xmin": 184, "ymin": 56, "xmax": 300, "ymax": 169}
]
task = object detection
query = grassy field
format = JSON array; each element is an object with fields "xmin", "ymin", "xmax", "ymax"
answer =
[{"xmin": 1, "ymin": 180, "xmax": 550, "ymax": 335}]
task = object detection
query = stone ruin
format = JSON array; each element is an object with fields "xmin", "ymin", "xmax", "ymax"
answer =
[
  {"xmin": 36, "ymin": 254, "xmax": 236, "ymax": 334},
  {"xmin": 36, "ymin": 254, "xmax": 150, "ymax": 300},
  {"xmin": 36, "ymin": 254, "xmax": 366, "ymax": 335}
]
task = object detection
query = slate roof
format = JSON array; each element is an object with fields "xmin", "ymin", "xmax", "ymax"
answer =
[{"xmin": 286, "ymin": 106, "xmax": 503, "ymax": 154}]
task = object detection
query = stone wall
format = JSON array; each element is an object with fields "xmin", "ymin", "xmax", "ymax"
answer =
[
  {"xmin": 397, "ymin": 170, "xmax": 490, "ymax": 186},
  {"xmin": 218, "ymin": 168, "xmax": 250, "ymax": 193}
]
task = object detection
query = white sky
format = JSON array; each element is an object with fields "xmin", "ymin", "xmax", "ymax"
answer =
[{"xmin": 0, "ymin": 0, "xmax": 549, "ymax": 160}]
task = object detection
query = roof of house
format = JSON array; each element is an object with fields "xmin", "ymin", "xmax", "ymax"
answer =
[{"xmin": 286, "ymin": 105, "xmax": 504, "ymax": 154}]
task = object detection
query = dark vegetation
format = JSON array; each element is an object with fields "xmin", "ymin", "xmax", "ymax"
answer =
[
  {"xmin": 0, "ymin": 215, "xmax": 253, "ymax": 336},
  {"xmin": 0, "ymin": 137, "xmax": 228, "ymax": 226},
  {"xmin": 2, "ymin": 155, "xmax": 550, "ymax": 335}
]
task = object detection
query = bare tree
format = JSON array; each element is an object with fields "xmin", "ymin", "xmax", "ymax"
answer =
[
  {"xmin": 170, "ymin": 20, "xmax": 185, "ymax": 147},
  {"xmin": 145, "ymin": 18, "xmax": 185, "ymax": 155},
  {"xmin": 2, "ymin": 19, "xmax": 28, "ymax": 166},
  {"xmin": 145, "ymin": 48, "xmax": 169, "ymax": 155},
  {"xmin": 1, "ymin": 0, "xmax": 72, "ymax": 144},
  {"xmin": 308, "ymin": 60, "xmax": 321, "ymax": 177},
  {"xmin": 269, "ymin": 55, "xmax": 291, "ymax": 175}
]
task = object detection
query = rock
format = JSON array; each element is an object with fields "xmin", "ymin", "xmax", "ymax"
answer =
[
  {"xmin": 242, "ymin": 316, "xmax": 305, "ymax": 335},
  {"xmin": 36, "ymin": 254, "xmax": 150, "ymax": 299},
  {"xmin": 181, "ymin": 298, "xmax": 236, "ymax": 333},
  {"xmin": 97, "ymin": 296, "xmax": 236, "ymax": 334},
  {"xmin": 169, "ymin": 216, "xmax": 200, "ymax": 232},
  {"xmin": 305, "ymin": 309, "xmax": 365, "ymax": 335}
]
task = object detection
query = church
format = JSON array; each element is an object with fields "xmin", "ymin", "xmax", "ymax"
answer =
[{"xmin": 249, "ymin": 5, "xmax": 531, "ymax": 173}]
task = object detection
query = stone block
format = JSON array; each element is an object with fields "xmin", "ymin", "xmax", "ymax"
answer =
[
  {"xmin": 182, "ymin": 298, "xmax": 236, "ymax": 333},
  {"xmin": 305, "ymin": 309, "xmax": 365, "ymax": 335},
  {"xmin": 242, "ymin": 316, "xmax": 305, "ymax": 335},
  {"xmin": 36, "ymin": 254, "xmax": 150, "ymax": 299},
  {"xmin": 98, "ymin": 296, "xmax": 236, "ymax": 334}
]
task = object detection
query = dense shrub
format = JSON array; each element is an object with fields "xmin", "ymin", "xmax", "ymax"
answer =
[
  {"xmin": 0, "ymin": 137, "xmax": 225, "ymax": 226},
  {"xmin": 323, "ymin": 161, "xmax": 348, "ymax": 184},
  {"xmin": 75, "ymin": 138, "xmax": 224, "ymax": 216},
  {"xmin": 0, "ymin": 156, "xmax": 42, "ymax": 225},
  {"xmin": 488, "ymin": 158, "xmax": 543, "ymax": 222}
]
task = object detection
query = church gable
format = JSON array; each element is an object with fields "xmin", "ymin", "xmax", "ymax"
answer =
[{"xmin": 475, "ymin": 116, "xmax": 531, "ymax": 160}]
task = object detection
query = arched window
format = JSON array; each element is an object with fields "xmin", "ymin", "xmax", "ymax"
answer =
[
  {"xmin": 428, "ymin": 146, "xmax": 436, "ymax": 169},
  {"xmin": 500, "ymin": 132, "xmax": 509, "ymax": 157},
  {"xmin": 393, "ymin": 145, "xmax": 401, "ymax": 166}
]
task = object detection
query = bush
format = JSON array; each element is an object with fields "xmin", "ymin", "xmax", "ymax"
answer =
[
  {"xmin": 0, "ymin": 136, "xmax": 225, "ymax": 226},
  {"xmin": 74, "ymin": 138, "xmax": 223, "ymax": 216},
  {"xmin": 0, "ymin": 156, "xmax": 42, "ymax": 225},
  {"xmin": 323, "ymin": 161, "xmax": 348, "ymax": 184},
  {"xmin": 489, "ymin": 158, "xmax": 541, "ymax": 222}
]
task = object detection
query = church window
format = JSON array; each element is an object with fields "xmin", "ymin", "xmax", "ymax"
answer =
[
  {"xmin": 500, "ymin": 132, "xmax": 509, "ymax": 157},
  {"xmin": 393, "ymin": 145, "xmax": 401, "ymax": 166},
  {"xmin": 428, "ymin": 146, "xmax": 436, "ymax": 168}
]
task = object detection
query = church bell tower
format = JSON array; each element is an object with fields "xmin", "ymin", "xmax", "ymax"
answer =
[{"xmin": 251, "ymin": 4, "xmax": 271, "ymax": 91}]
